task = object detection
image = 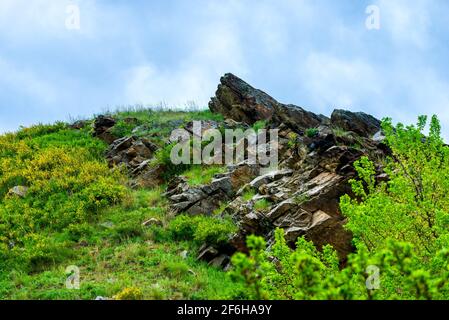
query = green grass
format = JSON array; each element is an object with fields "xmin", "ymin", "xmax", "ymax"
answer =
[
  {"xmin": 242, "ymin": 190, "xmax": 256, "ymax": 202},
  {"xmin": 305, "ymin": 128, "xmax": 319, "ymax": 138},
  {"xmin": 332, "ymin": 127, "xmax": 351, "ymax": 138},
  {"xmin": 107, "ymin": 107, "xmax": 224, "ymax": 142},
  {"xmin": 0, "ymin": 111, "xmax": 243, "ymax": 300},
  {"xmin": 182, "ymin": 165, "xmax": 226, "ymax": 186},
  {"xmin": 254, "ymin": 199, "xmax": 272, "ymax": 212}
]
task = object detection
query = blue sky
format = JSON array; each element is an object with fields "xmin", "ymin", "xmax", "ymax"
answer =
[{"xmin": 1, "ymin": 0, "xmax": 449, "ymax": 137}]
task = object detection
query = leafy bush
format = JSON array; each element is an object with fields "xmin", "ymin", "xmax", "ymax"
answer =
[
  {"xmin": 252, "ymin": 120, "xmax": 268, "ymax": 133},
  {"xmin": 231, "ymin": 229, "xmax": 449, "ymax": 300},
  {"xmin": 305, "ymin": 128, "xmax": 319, "ymax": 138},
  {"xmin": 341, "ymin": 115, "xmax": 449, "ymax": 257},
  {"xmin": 231, "ymin": 115, "xmax": 449, "ymax": 300},
  {"xmin": 0, "ymin": 129, "xmax": 127, "ymax": 271},
  {"xmin": 114, "ymin": 287, "xmax": 143, "ymax": 300},
  {"xmin": 168, "ymin": 215, "xmax": 237, "ymax": 246}
]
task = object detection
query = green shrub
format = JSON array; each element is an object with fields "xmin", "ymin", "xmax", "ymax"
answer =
[
  {"xmin": 168, "ymin": 215, "xmax": 237, "ymax": 246},
  {"xmin": 0, "ymin": 127, "xmax": 127, "ymax": 271},
  {"xmin": 305, "ymin": 128, "xmax": 319, "ymax": 138}
]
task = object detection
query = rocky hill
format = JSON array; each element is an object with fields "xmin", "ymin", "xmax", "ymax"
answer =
[
  {"xmin": 90, "ymin": 73, "xmax": 388, "ymax": 267},
  {"xmin": 2, "ymin": 73, "xmax": 449, "ymax": 300}
]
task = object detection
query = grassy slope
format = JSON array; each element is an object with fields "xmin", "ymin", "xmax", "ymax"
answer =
[{"xmin": 0, "ymin": 109, "xmax": 242, "ymax": 300}]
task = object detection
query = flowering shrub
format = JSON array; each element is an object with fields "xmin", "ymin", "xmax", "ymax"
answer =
[{"xmin": 0, "ymin": 127, "xmax": 127, "ymax": 271}]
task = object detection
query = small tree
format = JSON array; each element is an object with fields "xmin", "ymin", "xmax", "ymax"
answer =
[{"xmin": 341, "ymin": 115, "xmax": 449, "ymax": 257}]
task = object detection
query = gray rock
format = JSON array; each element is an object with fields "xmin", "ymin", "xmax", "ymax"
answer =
[
  {"xmin": 209, "ymin": 73, "xmax": 326, "ymax": 132},
  {"xmin": 142, "ymin": 218, "xmax": 163, "ymax": 227},
  {"xmin": 8, "ymin": 186, "xmax": 29, "ymax": 198},
  {"xmin": 331, "ymin": 109, "xmax": 381, "ymax": 138},
  {"xmin": 249, "ymin": 169, "xmax": 294, "ymax": 189}
]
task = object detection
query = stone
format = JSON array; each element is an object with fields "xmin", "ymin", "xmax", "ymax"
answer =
[
  {"xmin": 267, "ymin": 199, "xmax": 298, "ymax": 221},
  {"xmin": 93, "ymin": 115, "xmax": 117, "ymax": 144},
  {"xmin": 106, "ymin": 136, "xmax": 157, "ymax": 170},
  {"xmin": 331, "ymin": 109, "xmax": 381, "ymax": 138},
  {"xmin": 8, "ymin": 186, "xmax": 29, "ymax": 198},
  {"xmin": 197, "ymin": 245, "xmax": 219, "ymax": 262},
  {"xmin": 208, "ymin": 254, "xmax": 230, "ymax": 268},
  {"xmin": 70, "ymin": 120, "xmax": 88, "ymax": 130},
  {"xmin": 142, "ymin": 218, "xmax": 163, "ymax": 227},
  {"xmin": 249, "ymin": 169, "xmax": 294, "ymax": 189},
  {"xmin": 209, "ymin": 73, "xmax": 326, "ymax": 132}
]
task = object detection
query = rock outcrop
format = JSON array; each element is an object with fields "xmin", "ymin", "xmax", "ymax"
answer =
[
  {"xmin": 93, "ymin": 115, "xmax": 117, "ymax": 144},
  {"xmin": 331, "ymin": 109, "xmax": 381, "ymax": 138},
  {"xmin": 209, "ymin": 73, "xmax": 326, "ymax": 132},
  {"xmin": 166, "ymin": 162, "xmax": 260, "ymax": 215},
  {"xmin": 106, "ymin": 136, "xmax": 158, "ymax": 170},
  {"xmin": 89, "ymin": 73, "xmax": 387, "ymax": 268},
  {"xmin": 191, "ymin": 73, "xmax": 386, "ymax": 264}
]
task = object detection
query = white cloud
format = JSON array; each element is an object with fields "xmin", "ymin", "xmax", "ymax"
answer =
[
  {"xmin": 0, "ymin": 0, "xmax": 100, "ymax": 39},
  {"xmin": 124, "ymin": 16, "xmax": 247, "ymax": 107},
  {"xmin": 0, "ymin": 56, "xmax": 57, "ymax": 106},
  {"xmin": 377, "ymin": 0, "xmax": 432, "ymax": 49},
  {"xmin": 301, "ymin": 53, "xmax": 383, "ymax": 114}
]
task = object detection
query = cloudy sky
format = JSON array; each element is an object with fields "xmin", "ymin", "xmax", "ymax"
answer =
[{"xmin": 1, "ymin": 0, "xmax": 449, "ymax": 137}]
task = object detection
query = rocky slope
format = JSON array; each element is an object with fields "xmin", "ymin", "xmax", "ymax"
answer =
[{"xmin": 91, "ymin": 73, "xmax": 388, "ymax": 267}]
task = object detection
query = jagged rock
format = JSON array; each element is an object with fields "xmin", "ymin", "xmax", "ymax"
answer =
[
  {"xmin": 131, "ymin": 163, "xmax": 166, "ymax": 189},
  {"xmin": 209, "ymin": 73, "xmax": 326, "ymax": 132},
  {"xmin": 197, "ymin": 245, "xmax": 219, "ymax": 262},
  {"xmin": 184, "ymin": 120, "xmax": 220, "ymax": 138},
  {"xmin": 266, "ymin": 198, "xmax": 297, "ymax": 221},
  {"xmin": 167, "ymin": 163, "xmax": 259, "ymax": 215},
  {"xmin": 8, "ymin": 186, "xmax": 29, "ymax": 198},
  {"xmin": 70, "ymin": 120, "xmax": 88, "ymax": 130},
  {"xmin": 106, "ymin": 136, "xmax": 157, "ymax": 170},
  {"xmin": 208, "ymin": 254, "xmax": 230, "ymax": 268},
  {"xmin": 93, "ymin": 115, "xmax": 117, "ymax": 144},
  {"xmin": 227, "ymin": 162, "xmax": 260, "ymax": 190},
  {"xmin": 249, "ymin": 169, "xmax": 294, "ymax": 189},
  {"xmin": 293, "ymin": 172, "xmax": 350, "ymax": 218},
  {"xmin": 331, "ymin": 109, "xmax": 381, "ymax": 138},
  {"xmin": 372, "ymin": 130, "xmax": 386, "ymax": 142}
]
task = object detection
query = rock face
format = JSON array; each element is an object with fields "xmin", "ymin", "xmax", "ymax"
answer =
[
  {"xmin": 106, "ymin": 136, "xmax": 158, "ymax": 171},
  {"xmin": 197, "ymin": 74, "xmax": 386, "ymax": 264},
  {"xmin": 331, "ymin": 109, "xmax": 381, "ymax": 138},
  {"xmin": 86, "ymin": 73, "xmax": 386, "ymax": 268},
  {"xmin": 166, "ymin": 162, "xmax": 260, "ymax": 215},
  {"xmin": 209, "ymin": 73, "xmax": 326, "ymax": 132},
  {"xmin": 93, "ymin": 115, "xmax": 117, "ymax": 144}
]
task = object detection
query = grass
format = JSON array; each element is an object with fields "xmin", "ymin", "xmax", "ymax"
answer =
[
  {"xmin": 0, "ymin": 111, "xmax": 244, "ymax": 300},
  {"xmin": 182, "ymin": 165, "xmax": 226, "ymax": 186},
  {"xmin": 254, "ymin": 199, "xmax": 272, "ymax": 212},
  {"xmin": 332, "ymin": 127, "xmax": 351, "ymax": 138},
  {"xmin": 305, "ymin": 128, "xmax": 319, "ymax": 138},
  {"xmin": 242, "ymin": 189, "xmax": 256, "ymax": 202},
  {"xmin": 107, "ymin": 107, "xmax": 224, "ymax": 143}
]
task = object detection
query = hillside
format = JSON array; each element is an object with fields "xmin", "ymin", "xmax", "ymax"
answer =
[{"xmin": 1, "ymin": 74, "xmax": 449, "ymax": 300}]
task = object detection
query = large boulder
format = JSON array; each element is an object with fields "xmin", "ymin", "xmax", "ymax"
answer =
[
  {"xmin": 209, "ymin": 73, "xmax": 326, "ymax": 132},
  {"xmin": 331, "ymin": 109, "xmax": 381, "ymax": 138}
]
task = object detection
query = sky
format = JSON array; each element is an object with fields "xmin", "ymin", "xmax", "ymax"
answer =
[{"xmin": 1, "ymin": 0, "xmax": 449, "ymax": 138}]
